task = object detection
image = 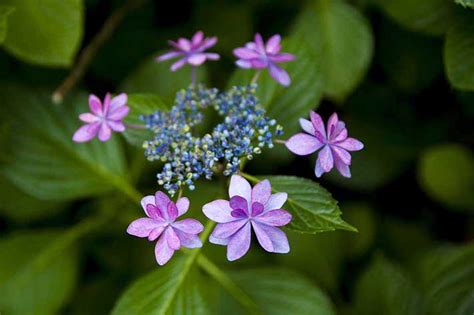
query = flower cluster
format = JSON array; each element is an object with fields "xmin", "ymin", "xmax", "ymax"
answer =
[{"xmin": 141, "ymin": 84, "xmax": 282, "ymax": 195}]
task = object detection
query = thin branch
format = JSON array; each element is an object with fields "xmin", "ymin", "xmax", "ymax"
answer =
[{"xmin": 52, "ymin": 0, "xmax": 147, "ymax": 104}]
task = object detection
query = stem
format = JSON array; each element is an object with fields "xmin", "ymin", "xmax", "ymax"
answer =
[
  {"xmin": 52, "ymin": 0, "xmax": 147, "ymax": 104},
  {"xmin": 250, "ymin": 70, "xmax": 261, "ymax": 84},
  {"xmin": 191, "ymin": 66, "xmax": 197, "ymax": 87},
  {"xmin": 274, "ymin": 139, "xmax": 286, "ymax": 144},
  {"xmin": 197, "ymin": 255, "xmax": 262, "ymax": 314}
]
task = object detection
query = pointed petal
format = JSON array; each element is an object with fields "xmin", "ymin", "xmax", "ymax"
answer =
[
  {"xmin": 146, "ymin": 204, "xmax": 165, "ymax": 220},
  {"xmin": 227, "ymin": 222, "xmax": 251, "ymax": 261},
  {"xmin": 265, "ymin": 34, "xmax": 281, "ymax": 54},
  {"xmin": 187, "ymin": 53, "xmax": 207, "ymax": 66},
  {"xmin": 327, "ymin": 113, "xmax": 339, "ymax": 139},
  {"xmin": 255, "ymin": 209, "xmax": 292, "ymax": 226},
  {"xmin": 229, "ymin": 196, "xmax": 249, "ymax": 213},
  {"xmin": 229, "ymin": 175, "xmax": 252, "ymax": 202},
  {"xmin": 178, "ymin": 38, "xmax": 192, "ymax": 51},
  {"xmin": 167, "ymin": 202, "xmax": 178, "ymax": 221},
  {"xmin": 88, "ymin": 94, "xmax": 102, "ymax": 115},
  {"xmin": 335, "ymin": 158, "xmax": 351, "ymax": 178},
  {"xmin": 172, "ymin": 218, "xmax": 204, "ymax": 234},
  {"xmin": 199, "ymin": 36, "xmax": 217, "ymax": 50},
  {"xmin": 141, "ymin": 195, "xmax": 155, "ymax": 216},
  {"xmin": 171, "ymin": 58, "xmax": 187, "ymax": 71},
  {"xmin": 155, "ymin": 191, "xmax": 171, "ymax": 220},
  {"xmin": 310, "ymin": 111, "xmax": 327, "ymax": 141},
  {"xmin": 209, "ymin": 234, "xmax": 230, "ymax": 246},
  {"xmin": 102, "ymin": 93, "xmax": 111, "ymax": 115},
  {"xmin": 72, "ymin": 123, "xmax": 100, "ymax": 143},
  {"xmin": 205, "ymin": 53, "xmax": 220, "ymax": 60},
  {"xmin": 236, "ymin": 60, "xmax": 253, "ymax": 69},
  {"xmin": 155, "ymin": 234, "xmax": 175, "ymax": 265},
  {"xmin": 79, "ymin": 113, "xmax": 99, "ymax": 123},
  {"xmin": 202, "ymin": 199, "xmax": 234, "ymax": 223},
  {"xmin": 110, "ymin": 93, "xmax": 127, "ymax": 111},
  {"xmin": 252, "ymin": 179, "xmax": 271, "ymax": 205},
  {"xmin": 175, "ymin": 229, "xmax": 202, "ymax": 248},
  {"xmin": 268, "ymin": 63, "xmax": 290, "ymax": 86},
  {"xmin": 107, "ymin": 106, "xmax": 129, "ymax": 121},
  {"xmin": 264, "ymin": 192, "xmax": 288, "ymax": 212},
  {"xmin": 319, "ymin": 145, "xmax": 334, "ymax": 172},
  {"xmin": 315, "ymin": 158, "xmax": 325, "ymax": 178},
  {"xmin": 252, "ymin": 221, "xmax": 274, "ymax": 252},
  {"xmin": 156, "ymin": 51, "xmax": 182, "ymax": 62},
  {"xmin": 256, "ymin": 224, "xmax": 289, "ymax": 253},
  {"xmin": 269, "ymin": 53, "xmax": 295, "ymax": 63},
  {"xmin": 126, "ymin": 218, "xmax": 162, "ymax": 238},
  {"xmin": 331, "ymin": 146, "xmax": 351, "ymax": 165},
  {"xmin": 299, "ymin": 118, "xmax": 315, "ymax": 135},
  {"xmin": 254, "ymin": 33, "xmax": 265, "ymax": 53},
  {"xmin": 192, "ymin": 31, "xmax": 204, "ymax": 45},
  {"xmin": 176, "ymin": 197, "xmax": 190, "ymax": 216},
  {"xmin": 165, "ymin": 227, "xmax": 180, "ymax": 250},
  {"xmin": 98, "ymin": 123, "xmax": 112, "ymax": 142},
  {"xmin": 233, "ymin": 47, "xmax": 262, "ymax": 59},
  {"xmin": 211, "ymin": 219, "xmax": 247, "ymax": 239},
  {"xmin": 336, "ymin": 137, "xmax": 364, "ymax": 151},
  {"xmin": 107, "ymin": 120, "xmax": 126, "ymax": 132},
  {"xmin": 148, "ymin": 226, "xmax": 165, "ymax": 241},
  {"xmin": 285, "ymin": 133, "xmax": 323, "ymax": 156}
]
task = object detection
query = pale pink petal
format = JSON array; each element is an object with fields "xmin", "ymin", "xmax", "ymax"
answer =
[
  {"xmin": 88, "ymin": 94, "xmax": 102, "ymax": 115},
  {"xmin": 268, "ymin": 62, "xmax": 290, "ymax": 86},
  {"xmin": 107, "ymin": 121, "xmax": 126, "ymax": 132},
  {"xmin": 102, "ymin": 93, "xmax": 111, "ymax": 115},
  {"xmin": 154, "ymin": 191, "xmax": 171, "ymax": 220},
  {"xmin": 269, "ymin": 53, "xmax": 295, "ymax": 63},
  {"xmin": 229, "ymin": 175, "xmax": 252, "ymax": 202},
  {"xmin": 192, "ymin": 31, "xmax": 204, "ymax": 46},
  {"xmin": 318, "ymin": 145, "xmax": 334, "ymax": 172},
  {"xmin": 141, "ymin": 195, "xmax": 155, "ymax": 216},
  {"xmin": 148, "ymin": 226, "xmax": 165, "ymax": 241},
  {"xmin": 178, "ymin": 38, "xmax": 192, "ymax": 51},
  {"xmin": 79, "ymin": 113, "xmax": 99, "ymax": 123},
  {"xmin": 205, "ymin": 53, "xmax": 220, "ymax": 60},
  {"xmin": 146, "ymin": 204, "xmax": 165, "ymax": 220},
  {"xmin": 310, "ymin": 111, "xmax": 327, "ymax": 141},
  {"xmin": 187, "ymin": 53, "xmax": 207, "ymax": 66},
  {"xmin": 167, "ymin": 202, "xmax": 178, "ymax": 221},
  {"xmin": 326, "ymin": 113, "xmax": 339, "ymax": 139},
  {"xmin": 107, "ymin": 106, "xmax": 129, "ymax": 121},
  {"xmin": 176, "ymin": 197, "xmax": 190, "ymax": 216},
  {"xmin": 209, "ymin": 234, "xmax": 229, "ymax": 245},
  {"xmin": 72, "ymin": 123, "xmax": 100, "ymax": 143},
  {"xmin": 199, "ymin": 36, "xmax": 217, "ymax": 51},
  {"xmin": 98, "ymin": 123, "xmax": 112, "ymax": 142},
  {"xmin": 251, "ymin": 221, "xmax": 274, "ymax": 252},
  {"xmin": 233, "ymin": 47, "xmax": 262, "ymax": 59},
  {"xmin": 227, "ymin": 222, "xmax": 251, "ymax": 261},
  {"xmin": 212, "ymin": 219, "xmax": 247, "ymax": 239},
  {"xmin": 254, "ymin": 33, "xmax": 266, "ymax": 53},
  {"xmin": 336, "ymin": 137, "xmax": 364, "ymax": 151},
  {"xmin": 285, "ymin": 133, "xmax": 323, "ymax": 156},
  {"xmin": 172, "ymin": 218, "xmax": 204, "ymax": 234},
  {"xmin": 255, "ymin": 224, "xmax": 289, "ymax": 253},
  {"xmin": 264, "ymin": 192, "xmax": 288, "ymax": 212},
  {"xmin": 251, "ymin": 179, "xmax": 271, "ymax": 205},
  {"xmin": 236, "ymin": 60, "xmax": 253, "ymax": 68},
  {"xmin": 332, "ymin": 126, "xmax": 347, "ymax": 143},
  {"xmin": 315, "ymin": 158, "xmax": 325, "ymax": 178},
  {"xmin": 126, "ymin": 218, "xmax": 162, "ymax": 238},
  {"xmin": 299, "ymin": 118, "xmax": 315, "ymax": 135},
  {"xmin": 171, "ymin": 58, "xmax": 187, "ymax": 71},
  {"xmin": 203, "ymin": 200, "xmax": 235, "ymax": 223},
  {"xmin": 175, "ymin": 229, "xmax": 202, "ymax": 248},
  {"xmin": 335, "ymin": 158, "xmax": 351, "ymax": 178},
  {"xmin": 331, "ymin": 146, "xmax": 351, "ymax": 165},
  {"xmin": 265, "ymin": 34, "xmax": 281, "ymax": 54},
  {"xmin": 255, "ymin": 209, "xmax": 292, "ymax": 226},
  {"xmin": 109, "ymin": 93, "xmax": 127, "ymax": 111},
  {"xmin": 155, "ymin": 234, "xmax": 175, "ymax": 265},
  {"xmin": 156, "ymin": 51, "xmax": 182, "ymax": 62},
  {"xmin": 165, "ymin": 227, "xmax": 180, "ymax": 250},
  {"xmin": 250, "ymin": 58, "xmax": 268, "ymax": 69}
]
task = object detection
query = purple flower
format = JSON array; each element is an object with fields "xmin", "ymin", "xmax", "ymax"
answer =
[
  {"xmin": 233, "ymin": 33, "xmax": 295, "ymax": 86},
  {"xmin": 73, "ymin": 93, "xmax": 129, "ymax": 143},
  {"xmin": 127, "ymin": 191, "xmax": 204, "ymax": 266},
  {"xmin": 285, "ymin": 111, "xmax": 364, "ymax": 178},
  {"xmin": 203, "ymin": 175, "xmax": 292, "ymax": 261},
  {"xmin": 156, "ymin": 31, "xmax": 220, "ymax": 71}
]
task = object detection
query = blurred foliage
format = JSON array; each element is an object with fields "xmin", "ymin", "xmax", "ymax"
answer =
[{"xmin": 0, "ymin": 0, "xmax": 473, "ymax": 314}]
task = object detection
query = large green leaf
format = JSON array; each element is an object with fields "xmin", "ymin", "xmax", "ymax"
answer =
[
  {"xmin": 0, "ymin": 230, "xmax": 79, "ymax": 315},
  {"xmin": 455, "ymin": 0, "xmax": 474, "ymax": 9},
  {"xmin": 418, "ymin": 144, "xmax": 474, "ymax": 212},
  {"xmin": 353, "ymin": 255, "xmax": 424, "ymax": 315},
  {"xmin": 243, "ymin": 174, "xmax": 356, "ymax": 233},
  {"xmin": 444, "ymin": 15, "xmax": 474, "ymax": 91},
  {"xmin": 0, "ymin": 85, "xmax": 132, "ymax": 201},
  {"xmin": 1, "ymin": 0, "xmax": 83, "ymax": 66},
  {"xmin": 418, "ymin": 244, "xmax": 474, "ymax": 315},
  {"xmin": 0, "ymin": 5, "xmax": 14, "ymax": 44},
  {"xmin": 221, "ymin": 268, "xmax": 336, "ymax": 315},
  {"xmin": 111, "ymin": 255, "xmax": 210, "ymax": 315},
  {"xmin": 373, "ymin": 0, "xmax": 457, "ymax": 36}
]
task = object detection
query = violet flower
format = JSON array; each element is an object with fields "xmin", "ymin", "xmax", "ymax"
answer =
[
  {"xmin": 156, "ymin": 31, "xmax": 220, "ymax": 71},
  {"xmin": 127, "ymin": 191, "xmax": 204, "ymax": 266},
  {"xmin": 233, "ymin": 33, "xmax": 295, "ymax": 86},
  {"xmin": 73, "ymin": 93, "xmax": 129, "ymax": 143},
  {"xmin": 285, "ymin": 111, "xmax": 364, "ymax": 178},
  {"xmin": 203, "ymin": 175, "xmax": 292, "ymax": 261}
]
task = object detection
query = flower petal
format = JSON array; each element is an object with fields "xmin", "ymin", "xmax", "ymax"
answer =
[
  {"xmin": 167, "ymin": 201, "xmax": 179, "ymax": 221},
  {"xmin": 318, "ymin": 145, "xmax": 334, "ymax": 172},
  {"xmin": 72, "ymin": 123, "xmax": 100, "ymax": 143},
  {"xmin": 107, "ymin": 106, "xmax": 129, "ymax": 121},
  {"xmin": 315, "ymin": 158, "xmax": 325, "ymax": 178},
  {"xmin": 199, "ymin": 36, "xmax": 217, "ymax": 51},
  {"xmin": 327, "ymin": 113, "xmax": 339, "ymax": 139},
  {"xmin": 88, "ymin": 94, "xmax": 102, "ymax": 115},
  {"xmin": 209, "ymin": 234, "xmax": 229, "ymax": 245},
  {"xmin": 265, "ymin": 34, "xmax": 281, "ymax": 54},
  {"xmin": 236, "ymin": 60, "xmax": 253, "ymax": 69},
  {"xmin": 107, "ymin": 120, "xmax": 126, "ymax": 132},
  {"xmin": 98, "ymin": 123, "xmax": 112, "ymax": 142},
  {"xmin": 233, "ymin": 47, "xmax": 261, "ymax": 59},
  {"xmin": 229, "ymin": 196, "xmax": 248, "ymax": 213},
  {"xmin": 141, "ymin": 195, "xmax": 155, "ymax": 216},
  {"xmin": 202, "ymin": 199, "xmax": 235, "ymax": 223},
  {"xmin": 254, "ymin": 33, "xmax": 266, "ymax": 53},
  {"xmin": 251, "ymin": 221, "xmax": 274, "ymax": 252},
  {"xmin": 148, "ymin": 226, "xmax": 165, "ymax": 241},
  {"xmin": 165, "ymin": 227, "xmax": 180, "ymax": 250},
  {"xmin": 331, "ymin": 145, "xmax": 351, "ymax": 165},
  {"xmin": 126, "ymin": 218, "xmax": 162, "ymax": 238},
  {"xmin": 187, "ymin": 53, "xmax": 207, "ymax": 66},
  {"xmin": 155, "ymin": 234, "xmax": 175, "ymax": 266},
  {"xmin": 110, "ymin": 93, "xmax": 127, "ymax": 112},
  {"xmin": 212, "ymin": 219, "xmax": 247, "ymax": 239},
  {"xmin": 251, "ymin": 179, "xmax": 271, "ymax": 205},
  {"xmin": 146, "ymin": 204, "xmax": 165, "ymax": 220},
  {"xmin": 285, "ymin": 133, "xmax": 323, "ymax": 156},
  {"xmin": 155, "ymin": 191, "xmax": 171, "ymax": 220},
  {"xmin": 269, "ymin": 53, "xmax": 295, "ymax": 63},
  {"xmin": 171, "ymin": 58, "xmax": 187, "ymax": 71},
  {"xmin": 102, "ymin": 93, "xmax": 111, "ymax": 115},
  {"xmin": 255, "ymin": 224, "xmax": 289, "ymax": 253},
  {"xmin": 227, "ymin": 222, "xmax": 251, "ymax": 261},
  {"xmin": 178, "ymin": 38, "xmax": 192, "ymax": 51},
  {"xmin": 335, "ymin": 158, "xmax": 351, "ymax": 178},
  {"xmin": 229, "ymin": 175, "xmax": 252, "ymax": 202},
  {"xmin": 336, "ymin": 137, "xmax": 364, "ymax": 151},
  {"xmin": 205, "ymin": 53, "xmax": 220, "ymax": 60},
  {"xmin": 299, "ymin": 118, "xmax": 315, "ymax": 135},
  {"xmin": 310, "ymin": 111, "xmax": 327, "ymax": 141},
  {"xmin": 172, "ymin": 218, "xmax": 204, "ymax": 234},
  {"xmin": 264, "ymin": 192, "xmax": 288, "ymax": 212},
  {"xmin": 79, "ymin": 113, "xmax": 99, "ymax": 123},
  {"xmin": 175, "ymin": 229, "xmax": 202, "ymax": 248},
  {"xmin": 176, "ymin": 197, "xmax": 190, "ymax": 216},
  {"xmin": 255, "ymin": 209, "xmax": 292, "ymax": 226},
  {"xmin": 192, "ymin": 31, "xmax": 204, "ymax": 46},
  {"xmin": 156, "ymin": 51, "xmax": 182, "ymax": 62},
  {"xmin": 249, "ymin": 58, "xmax": 268, "ymax": 69},
  {"xmin": 268, "ymin": 63, "xmax": 290, "ymax": 86}
]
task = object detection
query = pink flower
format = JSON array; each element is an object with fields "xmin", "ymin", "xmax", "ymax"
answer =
[
  {"xmin": 285, "ymin": 111, "xmax": 364, "ymax": 178},
  {"xmin": 72, "ymin": 93, "xmax": 129, "ymax": 143},
  {"xmin": 156, "ymin": 31, "xmax": 220, "ymax": 71},
  {"xmin": 203, "ymin": 175, "xmax": 292, "ymax": 261},
  {"xmin": 233, "ymin": 33, "xmax": 295, "ymax": 86},
  {"xmin": 127, "ymin": 191, "xmax": 204, "ymax": 266}
]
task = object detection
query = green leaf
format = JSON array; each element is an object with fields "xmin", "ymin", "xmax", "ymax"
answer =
[
  {"xmin": 0, "ymin": 230, "xmax": 79, "ymax": 315},
  {"xmin": 222, "ymin": 268, "xmax": 336, "ymax": 315},
  {"xmin": 0, "ymin": 85, "xmax": 132, "ymax": 201},
  {"xmin": 418, "ymin": 144, "xmax": 474, "ymax": 212},
  {"xmin": 304, "ymin": 0, "xmax": 374, "ymax": 101},
  {"xmin": 123, "ymin": 93, "xmax": 172, "ymax": 146},
  {"xmin": 120, "ymin": 52, "xmax": 208, "ymax": 101},
  {"xmin": 111, "ymin": 255, "xmax": 210, "ymax": 315},
  {"xmin": 353, "ymin": 255, "xmax": 424, "ymax": 315},
  {"xmin": 373, "ymin": 0, "xmax": 457, "ymax": 36},
  {"xmin": 243, "ymin": 174, "xmax": 357, "ymax": 233},
  {"xmin": 1, "ymin": 0, "xmax": 83, "ymax": 67},
  {"xmin": 444, "ymin": 15, "xmax": 474, "ymax": 91},
  {"xmin": 418, "ymin": 244, "xmax": 474, "ymax": 315},
  {"xmin": 0, "ymin": 5, "xmax": 14, "ymax": 44},
  {"xmin": 455, "ymin": 0, "xmax": 474, "ymax": 9}
]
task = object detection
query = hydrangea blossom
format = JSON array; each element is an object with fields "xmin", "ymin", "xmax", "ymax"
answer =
[
  {"xmin": 203, "ymin": 175, "xmax": 292, "ymax": 261},
  {"xmin": 73, "ymin": 93, "xmax": 129, "ymax": 143},
  {"xmin": 156, "ymin": 31, "xmax": 220, "ymax": 71},
  {"xmin": 285, "ymin": 111, "xmax": 364, "ymax": 178},
  {"xmin": 127, "ymin": 191, "xmax": 204, "ymax": 265},
  {"xmin": 233, "ymin": 33, "xmax": 295, "ymax": 86}
]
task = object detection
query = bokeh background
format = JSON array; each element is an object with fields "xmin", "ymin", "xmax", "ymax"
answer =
[{"xmin": 0, "ymin": 0, "xmax": 473, "ymax": 314}]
